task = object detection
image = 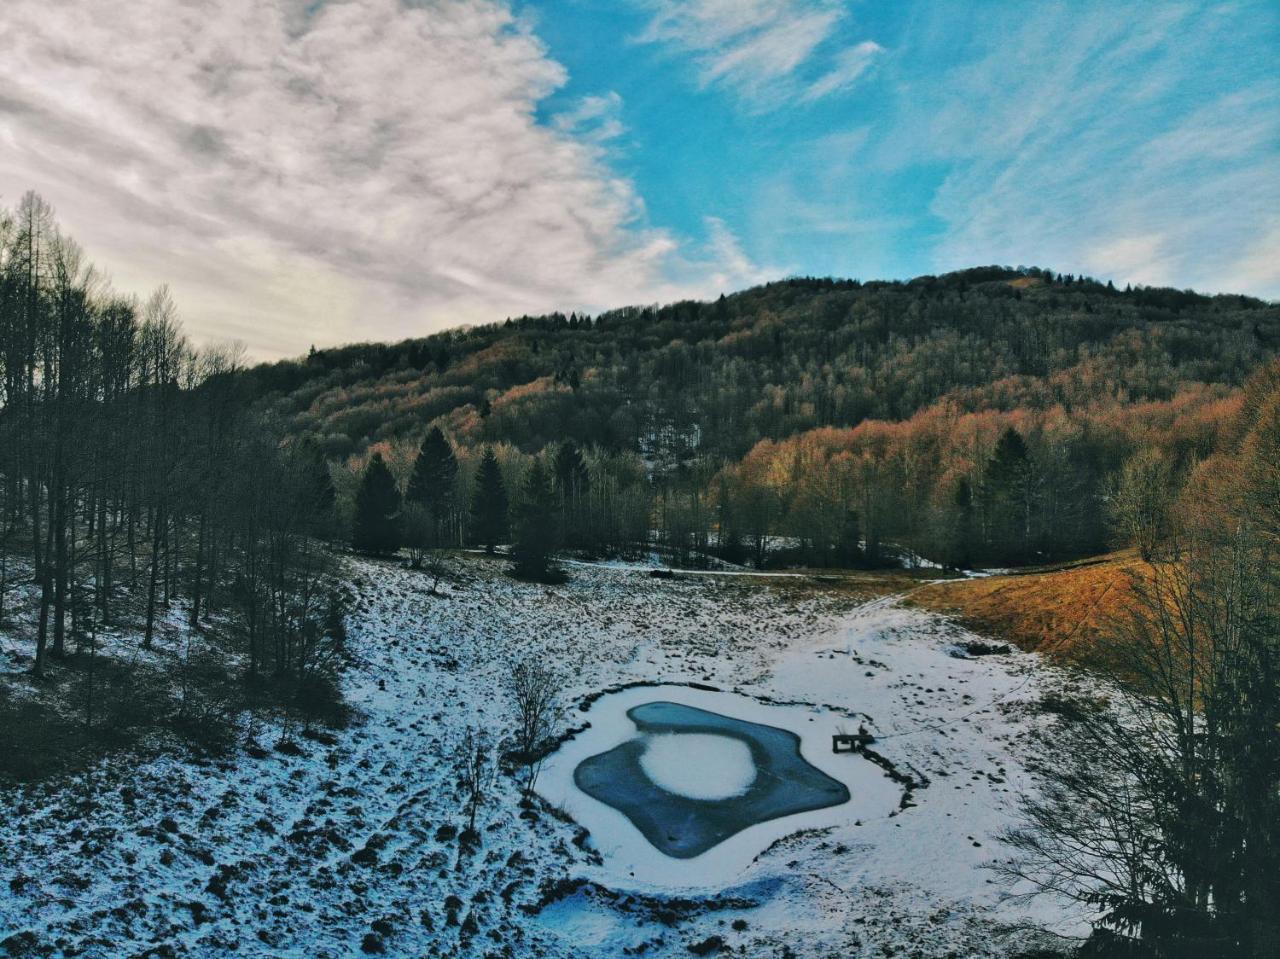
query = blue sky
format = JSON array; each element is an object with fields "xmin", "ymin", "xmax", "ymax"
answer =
[
  {"xmin": 531, "ymin": 0, "xmax": 1279, "ymax": 290},
  {"xmin": 0, "ymin": 0, "xmax": 1276, "ymax": 357}
]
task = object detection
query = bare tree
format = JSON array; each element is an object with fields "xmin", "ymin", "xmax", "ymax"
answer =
[
  {"xmin": 506, "ymin": 657, "xmax": 563, "ymax": 798},
  {"xmin": 998, "ymin": 470, "xmax": 1279, "ymax": 956},
  {"xmin": 1109, "ymin": 448, "xmax": 1174, "ymax": 561},
  {"xmin": 455, "ymin": 727, "xmax": 493, "ymax": 841}
]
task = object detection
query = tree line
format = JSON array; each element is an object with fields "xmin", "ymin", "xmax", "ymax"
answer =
[
  {"xmin": 246, "ymin": 260, "xmax": 1274, "ymax": 571},
  {"xmin": 332, "ymin": 379, "xmax": 1239, "ymax": 573},
  {"xmin": 0, "ymin": 192, "xmax": 340, "ymax": 745},
  {"xmin": 345, "ymin": 427, "xmax": 625, "ymax": 583}
]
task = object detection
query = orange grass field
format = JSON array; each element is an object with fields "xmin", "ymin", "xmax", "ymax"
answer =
[{"xmin": 911, "ymin": 551, "xmax": 1149, "ymax": 665}]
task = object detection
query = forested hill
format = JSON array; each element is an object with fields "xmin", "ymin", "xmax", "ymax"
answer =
[
  {"xmin": 246, "ymin": 267, "xmax": 1276, "ymax": 466},
  {"xmin": 243, "ymin": 266, "xmax": 1277, "ymax": 571}
]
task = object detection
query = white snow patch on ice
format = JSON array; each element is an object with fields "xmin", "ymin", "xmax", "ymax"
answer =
[{"xmin": 639, "ymin": 732, "xmax": 757, "ymax": 800}]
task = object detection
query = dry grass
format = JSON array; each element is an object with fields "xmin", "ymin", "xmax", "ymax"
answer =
[{"xmin": 911, "ymin": 551, "xmax": 1149, "ymax": 665}]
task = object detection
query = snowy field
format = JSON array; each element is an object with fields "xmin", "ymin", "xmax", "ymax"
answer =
[{"xmin": 0, "ymin": 555, "xmax": 1087, "ymax": 958}]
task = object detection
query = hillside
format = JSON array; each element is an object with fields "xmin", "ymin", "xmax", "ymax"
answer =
[
  {"xmin": 911, "ymin": 552, "xmax": 1146, "ymax": 664},
  {"xmin": 241, "ymin": 268, "xmax": 1277, "ymax": 571},
  {"xmin": 246, "ymin": 268, "xmax": 1276, "ymax": 465}
]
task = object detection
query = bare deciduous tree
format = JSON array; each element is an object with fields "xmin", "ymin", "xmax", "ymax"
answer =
[
  {"xmin": 1109, "ymin": 448, "xmax": 1174, "ymax": 561},
  {"xmin": 998, "ymin": 390, "xmax": 1280, "ymax": 957},
  {"xmin": 456, "ymin": 727, "xmax": 493, "ymax": 841},
  {"xmin": 506, "ymin": 657, "xmax": 563, "ymax": 797}
]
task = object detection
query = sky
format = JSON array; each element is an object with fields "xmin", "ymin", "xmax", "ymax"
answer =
[{"xmin": 0, "ymin": 0, "xmax": 1276, "ymax": 359}]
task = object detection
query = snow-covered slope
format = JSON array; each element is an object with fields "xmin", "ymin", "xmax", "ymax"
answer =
[{"xmin": 0, "ymin": 555, "xmax": 1083, "ymax": 958}]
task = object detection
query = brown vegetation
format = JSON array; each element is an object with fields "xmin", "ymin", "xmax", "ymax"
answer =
[{"xmin": 912, "ymin": 552, "xmax": 1147, "ymax": 665}]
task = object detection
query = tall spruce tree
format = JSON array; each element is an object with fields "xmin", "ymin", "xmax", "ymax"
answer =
[
  {"xmin": 552, "ymin": 440, "xmax": 590, "ymax": 548},
  {"xmin": 510, "ymin": 458, "xmax": 562, "ymax": 581},
  {"xmin": 982, "ymin": 427, "xmax": 1033, "ymax": 564},
  {"xmin": 406, "ymin": 426, "xmax": 457, "ymax": 546},
  {"xmin": 469, "ymin": 447, "xmax": 508, "ymax": 554},
  {"xmin": 298, "ymin": 442, "xmax": 337, "ymax": 539},
  {"xmin": 352, "ymin": 452, "xmax": 400, "ymax": 554}
]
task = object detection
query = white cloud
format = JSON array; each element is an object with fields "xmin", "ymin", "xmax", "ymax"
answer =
[
  {"xmin": 1216, "ymin": 222, "xmax": 1280, "ymax": 295},
  {"xmin": 0, "ymin": 0, "xmax": 770, "ymax": 357},
  {"xmin": 870, "ymin": 2, "xmax": 1280, "ymax": 298},
  {"xmin": 1080, "ymin": 234, "xmax": 1174, "ymax": 289},
  {"xmin": 701, "ymin": 216, "xmax": 780, "ymax": 291},
  {"xmin": 634, "ymin": 0, "xmax": 881, "ymax": 107},
  {"xmin": 802, "ymin": 40, "xmax": 884, "ymax": 103},
  {"xmin": 553, "ymin": 91, "xmax": 627, "ymax": 144}
]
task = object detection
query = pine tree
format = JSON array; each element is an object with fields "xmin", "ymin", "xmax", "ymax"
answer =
[
  {"xmin": 552, "ymin": 441, "xmax": 590, "ymax": 548},
  {"xmin": 297, "ymin": 443, "xmax": 336, "ymax": 538},
  {"xmin": 406, "ymin": 426, "xmax": 457, "ymax": 546},
  {"xmin": 352, "ymin": 452, "xmax": 400, "ymax": 554},
  {"xmin": 944, "ymin": 475, "xmax": 974, "ymax": 569},
  {"xmin": 982, "ymin": 427, "xmax": 1033, "ymax": 564},
  {"xmin": 469, "ymin": 447, "xmax": 508, "ymax": 554},
  {"xmin": 510, "ymin": 459, "xmax": 563, "ymax": 582}
]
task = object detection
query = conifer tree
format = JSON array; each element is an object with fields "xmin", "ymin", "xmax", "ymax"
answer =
[
  {"xmin": 298, "ymin": 443, "xmax": 337, "ymax": 538},
  {"xmin": 352, "ymin": 452, "xmax": 400, "ymax": 554},
  {"xmin": 552, "ymin": 441, "xmax": 590, "ymax": 547},
  {"xmin": 940, "ymin": 475, "xmax": 974, "ymax": 569},
  {"xmin": 982, "ymin": 427, "xmax": 1033, "ymax": 564},
  {"xmin": 510, "ymin": 458, "xmax": 562, "ymax": 581},
  {"xmin": 406, "ymin": 426, "xmax": 457, "ymax": 546},
  {"xmin": 469, "ymin": 447, "xmax": 508, "ymax": 554}
]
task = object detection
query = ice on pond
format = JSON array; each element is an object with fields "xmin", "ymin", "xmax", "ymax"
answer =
[
  {"xmin": 573, "ymin": 701, "xmax": 852, "ymax": 858},
  {"xmin": 537, "ymin": 684, "xmax": 903, "ymax": 887},
  {"xmin": 639, "ymin": 733, "xmax": 756, "ymax": 800}
]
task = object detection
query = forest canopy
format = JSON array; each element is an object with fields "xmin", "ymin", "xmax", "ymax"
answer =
[{"xmin": 240, "ymin": 266, "xmax": 1277, "ymax": 568}]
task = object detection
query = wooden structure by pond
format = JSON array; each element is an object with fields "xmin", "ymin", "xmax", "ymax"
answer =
[{"xmin": 832, "ymin": 728, "xmax": 875, "ymax": 753}]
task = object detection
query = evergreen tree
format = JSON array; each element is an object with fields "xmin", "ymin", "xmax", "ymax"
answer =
[
  {"xmin": 552, "ymin": 441, "xmax": 590, "ymax": 548},
  {"xmin": 510, "ymin": 458, "xmax": 563, "ymax": 582},
  {"xmin": 943, "ymin": 476, "xmax": 974, "ymax": 569},
  {"xmin": 352, "ymin": 452, "xmax": 400, "ymax": 554},
  {"xmin": 296, "ymin": 442, "xmax": 336, "ymax": 538},
  {"xmin": 836, "ymin": 508, "xmax": 862, "ymax": 567},
  {"xmin": 982, "ymin": 427, "xmax": 1033, "ymax": 564},
  {"xmin": 406, "ymin": 426, "xmax": 457, "ymax": 546},
  {"xmin": 469, "ymin": 447, "xmax": 508, "ymax": 554}
]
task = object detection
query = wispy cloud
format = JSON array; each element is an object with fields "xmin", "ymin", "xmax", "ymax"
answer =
[
  {"xmin": 553, "ymin": 91, "xmax": 627, "ymax": 144},
  {"xmin": 802, "ymin": 40, "xmax": 884, "ymax": 103},
  {"xmin": 633, "ymin": 0, "xmax": 882, "ymax": 107},
  {"xmin": 0, "ymin": 0, "xmax": 771, "ymax": 357},
  {"xmin": 868, "ymin": 1, "xmax": 1280, "ymax": 297}
]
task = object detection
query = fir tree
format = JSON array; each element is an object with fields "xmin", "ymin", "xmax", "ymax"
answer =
[
  {"xmin": 295, "ymin": 441, "xmax": 336, "ymax": 538},
  {"xmin": 406, "ymin": 426, "xmax": 457, "ymax": 546},
  {"xmin": 510, "ymin": 459, "xmax": 563, "ymax": 582},
  {"xmin": 945, "ymin": 475, "xmax": 974, "ymax": 569},
  {"xmin": 352, "ymin": 452, "xmax": 400, "ymax": 554},
  {"xmin": 552, "ymin": 441, "xmax": 590, "ymax": 548},
  {"xmin": 469, "ymin": 447, "xmax": 508, "ymax": 554},
  {"xmin": 982, "ymin": 427, "xmax": 1033, "ymax": 564}
]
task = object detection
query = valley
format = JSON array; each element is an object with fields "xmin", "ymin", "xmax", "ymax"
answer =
[{"xmin": 1, "ymin": 555, "xmax": 1088, "ymax": 958}]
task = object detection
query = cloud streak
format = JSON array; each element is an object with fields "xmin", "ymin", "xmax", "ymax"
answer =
[
  {"xmin": 0, "ymin": 0, "xmax": 771, "ymax": 357},
  {"xmin": 871, "ymin": 1, "xmax": 1280, "ymax": 297},
  {"xmin": 633, "ymin": 0, "xmax": 882, "ymax": 107}
]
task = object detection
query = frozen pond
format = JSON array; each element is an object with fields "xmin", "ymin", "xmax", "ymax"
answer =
[
  {"xmin": 574, "ymin": 702, "xmax": 851, "ymax": 858},
  {"xmin": 537, "ymin": 684, "xmax": 903, "ymax": 888}
]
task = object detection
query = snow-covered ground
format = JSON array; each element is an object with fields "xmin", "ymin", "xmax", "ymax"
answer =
[{"xmin": 0, "ymin": 554, "xmax": 1085, "ymax": 958}]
